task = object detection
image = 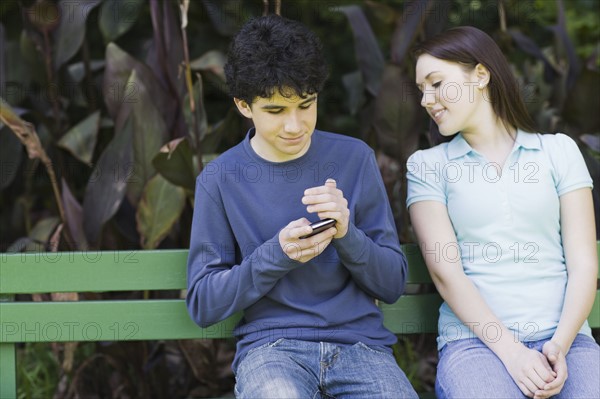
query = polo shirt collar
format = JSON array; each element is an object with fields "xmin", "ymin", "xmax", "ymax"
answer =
[
  {"xmin": 447, "ymin": 134, "xmax": 472, "ymax": 160},
  {"xmin": 447, "ymin": 129, "xmax": 540, "ymax": 160},
  {"xmin": 514, "ymin": 129, "xmax": 541, "ymax": 150}
]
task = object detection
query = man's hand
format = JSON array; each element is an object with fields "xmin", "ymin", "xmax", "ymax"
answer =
[
  {"xmin": 503, "ymin": 343, "xmax": 556, "ymax": 398},
  {"xmin": 279, "ymin": 218, "xmax": 336, "ymax": 263},
  {"xmin": 302, "ymin": 179, "xmax": 350, "ymax": 239}
]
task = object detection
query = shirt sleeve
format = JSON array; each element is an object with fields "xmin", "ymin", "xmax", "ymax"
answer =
[
  {"xmin": 406, "ymin": 149, "xmax": 447, "ymax": 208},
  {"xmin": 186, "ymin": 174, "xmax": 300, "ymax": 328},
  {"xmin": 549, "ymin": 133, "xmax": 593, "ymax": 196},
  {"xmin": 332, "ymin": 150, "xmax": 408, "ymax": 304}
]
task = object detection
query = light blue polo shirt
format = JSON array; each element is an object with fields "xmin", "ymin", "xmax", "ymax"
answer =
[{"xmin": 406, "ymin": 130, "xmax": 594, "ymax": 349}]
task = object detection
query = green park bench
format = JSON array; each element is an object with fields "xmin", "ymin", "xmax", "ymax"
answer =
[{"xmin": 1, "ymin": 243, "xmax": 599, "ymax": 398}]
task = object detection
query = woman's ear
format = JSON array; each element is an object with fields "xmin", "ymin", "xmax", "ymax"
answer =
[
  {"xmin": 234, "ymin": 98, "xmax": 253, "ymax": 118},
  {"xmin": 474, "ymin": 63, "xmax": 491, "ymax": 88}
]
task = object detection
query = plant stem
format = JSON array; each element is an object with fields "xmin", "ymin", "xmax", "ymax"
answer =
[
  {"xmin": 42, "ymin": 29, "xmax": 61, "ymax": 134},
  {"xmin": 179, "ymin": 0, "xmax": 203, "ymax": 170}
]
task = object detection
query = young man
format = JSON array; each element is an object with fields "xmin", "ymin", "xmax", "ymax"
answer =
[{"xmin": 186, "ymin": 14, "xmax": 417, "ymax": 398}]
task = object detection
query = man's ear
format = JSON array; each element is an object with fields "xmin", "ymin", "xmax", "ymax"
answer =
[{"xmin": 234, "ymin": 98, "xmax": 253, "ymax": 118}]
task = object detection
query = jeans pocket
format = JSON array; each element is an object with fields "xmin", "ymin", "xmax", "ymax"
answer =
[
  {"xmin": 354, "ymin": 341, "xmax": 390, "ymax": 355},
  {"xmin": 243, "ymin": 338, "xmax": 287, "ymax": 359}
]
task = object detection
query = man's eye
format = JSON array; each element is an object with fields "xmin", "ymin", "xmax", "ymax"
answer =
[
  {"xmin": 300, "ymin": 103, "xmax": 314, "ymax": 110},
  {"xmin": 267, "ymin": 109, "xmax": 283, "ymax": 114},
  {"xmin": 432, "ymin": 81, "xmax": 442, "ymax": 88}
]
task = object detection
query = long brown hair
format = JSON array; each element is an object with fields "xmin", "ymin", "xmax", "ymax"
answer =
[{"xmin": 414, "ymin": 26, "xmax": 537, "ymax": 143}]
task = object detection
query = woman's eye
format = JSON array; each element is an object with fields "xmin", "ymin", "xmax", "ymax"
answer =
[{"xmin": 432, "ymin": 81, "xmax": 442, "ymax": 88}]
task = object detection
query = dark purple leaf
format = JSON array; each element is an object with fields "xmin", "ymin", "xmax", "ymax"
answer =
[
  {"xmin": 390, "ymin": 0, "xmax": 433, "ymax": 65},
  {"xmin": 338, "ymin": 5, "xmax": 385, "ymax": 97},
  {"xmin": 0, "ymin": 125, "xmax": 23, "ymax": 189},
  {"xmin": 371, "ymin": 64, "xmax": 423, "ymax": 161},
  {"xmin": 581, "ymin": 134, "xmax": 600, "ymax": 153},
  {"xmin": 550, "ymin": 0, "xmax": 580, "ymax": 90},
  {"xmin": 562, "ymin": 69, "xmax": 600, "ymax": 134},
  {"xmin": 102, "ymin": 43, "xmax": 177, "ymax": 131},
  {"xmin": 201, "ymin": 0, "xmax": 242, "ymax": 37},
  {"xmin": 341, "ymin": 70, "xmax": 366, "ymax": 115},
  {"xmin": 148, "ymin": 0, "xmax": 185, "ymax": 98},
  {"xmin": 508, "ymin": 29, "xmax": 558, "ymax": 83}
]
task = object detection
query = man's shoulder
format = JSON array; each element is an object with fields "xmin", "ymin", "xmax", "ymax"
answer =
[
  {"xmin": 196, "ymin": 140, "xmax": 247, "ymax": 188},
  {"xmin": 314, "ymin": 130, "xmax": 373, "ymax": 155}
]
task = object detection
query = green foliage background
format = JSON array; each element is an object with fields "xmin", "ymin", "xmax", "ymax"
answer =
[{"xmin": 1, "ymin": 0, "xmax": 599, "ymax": 397}]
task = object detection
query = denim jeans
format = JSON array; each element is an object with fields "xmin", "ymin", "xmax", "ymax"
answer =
[
  {"xmin": 435, "ymin": 334, "xmax": 600, "ymax": 398},
  {"xmin": 234, "ymin": 338, "xmax": 418, "ymax": 398}
]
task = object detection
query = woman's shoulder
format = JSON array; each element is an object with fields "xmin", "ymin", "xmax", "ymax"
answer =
[
  {"xmin": 538, "ymin": 132, "xmax": 577, "ymax": 147},
  {"xmin": 407, "ymin": 141, "xmax": 451, "ymax": 165},
  {"xmin": 537, "ymin": 132, "xmax": 581, "ymax": 157}
]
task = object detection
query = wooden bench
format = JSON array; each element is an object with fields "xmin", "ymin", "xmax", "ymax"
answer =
[{"xmin": 1, "ymin": 243, "xmax": 599, "ymax": 398}]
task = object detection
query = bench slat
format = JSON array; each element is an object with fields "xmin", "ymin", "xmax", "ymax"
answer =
[
  {"xmin": 4, "ymin": 243, "xmax": 598, "ymax": 293},
  {"xmin": 381, "ymin": 294, "xmax": 443, "ymax": 334},
  {"xmin": 0, "ymin": 300, "xmax": 241, "ymax": 342},
  {"xmin": 0, "ymin": 343, "xmax": 16, "ymax": 398},
  {"xmin": 0, "ymin": 245, "xmax": 429, "ymax": 294},
  {"xmin": 0, "ymin": 294, "xmax": 447, "ymax": 343},
  {"xmin": 0, "ymin": 250, "xmax": 188, "ymax": 294},
  {"xmin": 3, "ymin": 292, "xmax": 595, "ymax": 344}
]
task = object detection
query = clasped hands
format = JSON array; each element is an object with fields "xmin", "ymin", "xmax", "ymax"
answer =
[
  {"xmin": 505, "ymin": 340, "xmax": 567, "ymax": 399},
  {"xmin": 279, "ymin": 179, "xmax": 350, "ymax": 263}
]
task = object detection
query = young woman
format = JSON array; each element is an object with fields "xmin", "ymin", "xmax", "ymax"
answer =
[{"xmin": 407, "ymin": 26, "xmax": 599, "ymax": 399}]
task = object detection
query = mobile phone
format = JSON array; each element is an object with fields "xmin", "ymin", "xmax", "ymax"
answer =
[{"xmin": 299, "ymin": 218, "xmax": 336, "ymax": 239}]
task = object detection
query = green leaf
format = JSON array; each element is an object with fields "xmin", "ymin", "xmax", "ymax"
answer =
[
  {"xmin": 152, "ymin": 137, "xmax": 196, "ymax": 192},
  {"xmin": 127, "ymin": 70, "xmax": 168, "ymax": 205},
  {"xmin": 26, "ymin": 217, "xmax": 60, "ymax": 252},
  {"xmin": 57, "ymin": 110, "xmax": 101, "ymax": 165},
  {"xmin": 83, "ymin": 108, "xmax": 133, "ymax": 245},
  {"xmin": 52, "ymin": 0, "xmax": 102, "ymax": 70},
  {"xmin": 99, "ymin": 0, "xmax": 145, "ymax": 43},
  {"xmin": 183, "ymin": 77, "xmax": 208, "ymax": 148},
  {"xmin": 61, "ymin": 178, "xmax": 89, "ymax": 250},
  {"xmin": 3, "ymin": 33, "xmax": 32, "ymax": 106},
  {"xmin": 136, "ymin": 174, "xmax": 185, "ymax": 249},
  {"xmin": 67, "ymin": 60, "xmax": 105, "ymax": 83},
  {"xmin": 190, "ymin": 50, "xmax": 227, "ymax": 82}
]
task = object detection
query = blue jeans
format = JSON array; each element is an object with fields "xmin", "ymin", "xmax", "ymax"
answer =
[
  {"xmin": 436, "ymin": 334, "xmax": 600, "ymax": 398},
  {"xmin": 234, "ymin": 338, "xmax": 418, "ymax": 398}
]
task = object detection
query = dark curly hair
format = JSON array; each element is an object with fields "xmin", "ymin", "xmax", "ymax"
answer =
[{"xmin": 224, "ymin": 15, "xmax": 329, "ymax": 104}]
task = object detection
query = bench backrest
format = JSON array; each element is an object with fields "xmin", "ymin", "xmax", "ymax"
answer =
[
  {"xmin": 1, "ymin": 243, "xmax": 599, "ymax": 397},
  {"xmin": 1, "ymin": 244, "xmax": 599, "ymax": 341}
]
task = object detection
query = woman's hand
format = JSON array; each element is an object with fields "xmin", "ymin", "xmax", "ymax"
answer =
[
  {"xmin": 503, "ymin": 343, "xmax": 557, "ymax": 398},
  {"xmin": 531, "ymin": 341, "xmax": 568, "ymax": 399}
]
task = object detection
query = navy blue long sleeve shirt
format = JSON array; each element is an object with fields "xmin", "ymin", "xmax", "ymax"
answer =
[{"xmin": 186, "ymin": 129, "xmax": 408, "ymax": 371}]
